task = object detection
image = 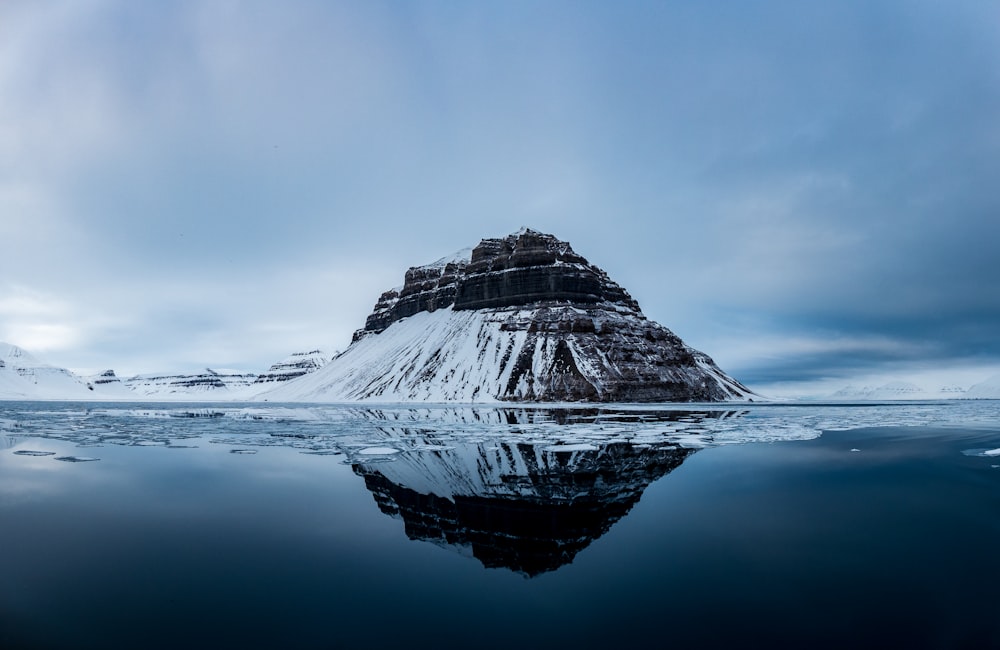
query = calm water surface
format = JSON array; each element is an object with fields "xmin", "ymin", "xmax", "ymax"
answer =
[{"xmin": 1, "ymin": 401, "xmax": 999, "ymax": 649}]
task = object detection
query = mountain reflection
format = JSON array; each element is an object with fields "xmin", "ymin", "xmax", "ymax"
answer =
[{"xmin": 353, "ymin": 439, "xmax": 695, "ymax": 577}]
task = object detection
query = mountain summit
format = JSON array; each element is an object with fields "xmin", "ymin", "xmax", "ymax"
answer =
[{"xmin": 262, "ymin": 229, "xmax": 755, "ymax": 402}]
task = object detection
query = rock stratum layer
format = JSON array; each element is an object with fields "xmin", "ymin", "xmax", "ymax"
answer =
[{"xmin": 262, "ymin": 229, "xmax": 755, "ymax": 403}]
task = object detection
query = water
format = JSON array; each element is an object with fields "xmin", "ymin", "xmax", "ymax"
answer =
[{"xmin": 1, "ymin": 401, "xmax": 999, "ymax": 649}]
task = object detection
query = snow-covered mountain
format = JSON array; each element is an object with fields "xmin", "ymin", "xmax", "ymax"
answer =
[
  {"xmin": 121, "ymin": 350, "xmax": 331, "ymax": 399},
  {"xmin": 833, "ymin": 381, "xmax": 932, "ymax": 400},
  {"xmin": 124, "ymin": 369, "xmax": 259, "ymax": 399},
  {"xmin": 82, "ymin": 369, "xmax": 135, "ymax": 399},
  {"xmin": 253, "ymin": 350, "xmax": 330, "ymax": 385},
  {"xmin": 830, "ymin": 381, "xmax": 969, "ymax": 401},
  {"xmin": 965, "ymin": 374, "xmax": 1000, "ymax": 399},
  {"xmin": 0, "ymin": 343, "xmax": 331, "ymax": 401},
  {"xmin": 0, "ymin": 342, "xmax": 103, "ymax": 399},
  {"xmin": 260, "ymin": 228, "xmax": 756, "ymax": 403}
]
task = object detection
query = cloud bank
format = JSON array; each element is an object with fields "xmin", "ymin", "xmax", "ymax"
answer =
[{"xmin": 1, "ymin": 1, "xmax": 998, "ymax": 395}]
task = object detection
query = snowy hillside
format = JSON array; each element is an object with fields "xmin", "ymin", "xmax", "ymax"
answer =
[
  {"xmin": 965, "ymin": 374, "xmax": 1000, "ymax": 399},
  {"xmin": 0, "ymin": 342, "xmax": 105, "ymax": 399},
  {"xmin": 260, "ymin": 306, "xmax": 751, "ymax": 402}
]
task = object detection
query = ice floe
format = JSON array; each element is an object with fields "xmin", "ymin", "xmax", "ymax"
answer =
[{"xmin": 1, "ymin": 401, "xmax": 998, "ymax": 461}]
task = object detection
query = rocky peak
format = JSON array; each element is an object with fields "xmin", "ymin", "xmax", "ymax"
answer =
[
  {"xmin": 455, "ymin": 229, "xmax": 640, "ymax": 312},
  {"xmin": 356, "ymin": 228, "xmax": 640, "ymax": 341},
  {"xmin": 268, "ymin": 228, "xmax": 756, "ymax": 403}
]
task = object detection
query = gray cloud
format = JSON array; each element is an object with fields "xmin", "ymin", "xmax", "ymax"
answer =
[{"xmin": 1, "ymin": 1, "xmax": 998, "ymax": 392}]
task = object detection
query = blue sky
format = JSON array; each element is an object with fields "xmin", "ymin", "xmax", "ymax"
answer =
[{"xmin": 1, "ymin": 0, "xmax": 998, "ymax": 396}]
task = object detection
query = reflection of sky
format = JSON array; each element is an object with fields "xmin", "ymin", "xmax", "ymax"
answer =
[{"xmin": 2, "ymin": 2, "xmax": 999, "ymax": 396}]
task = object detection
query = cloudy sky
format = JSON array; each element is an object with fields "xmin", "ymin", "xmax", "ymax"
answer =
[{"xmin": 2, "ymin": 0, "xmax": 998, "ymax": 396}]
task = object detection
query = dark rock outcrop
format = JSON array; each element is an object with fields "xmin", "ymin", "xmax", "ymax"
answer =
[
  {"xmin": 454, "ymin": 230, "xmax": 640, "ymax": 311},
  {"xmin": 90, "ymin": 370, "xmax": 121, "ymax": 386},
  {"xmin": 357, "ymin": 229, "xmax": 641, "ymax": 341},
  {"xmin": 253, "ymin": 350, "xmax": 329, "ymax": 385}
]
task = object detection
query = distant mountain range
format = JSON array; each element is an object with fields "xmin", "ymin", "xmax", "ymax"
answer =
[
  {"xmin": 0, "ymin": 342, "xmax": 331, "ymax": 401},
  {"xmin": 828, "ymin": 379, "xmax": 1000, "ymax": 401}
]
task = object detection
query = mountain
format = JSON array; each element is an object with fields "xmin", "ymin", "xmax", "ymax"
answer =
[
  {"xmin": 965, "ymin": 374, "xmax": 1000, "ymax": 399},
  {"xmin": 0, "ymin": 343, "xmax": 335, "ymax": 402},
  {"xmin": 830, "ymin": 381, "xmax": 968, "ymax": 401},
  {"xmin": 832, "ymin": 381, "xmax": 929, "ymax": 400},
  {"xmin": 121, "ymin": 350, "xmax": 331, "ymax": 399},
  {"xmin": 0, "ymin": 342, "xmax": 100, "ymax": 399},
  {"xmin": 253, "ymin": 350, "xmax": 330, "ymax": 385},
  {"xmin": 260, "ymin": 228, "xmax": 755, "ymax": 403},
  {"xmin": 124, "ymin": 368, "xmax": 259, "ymax": 399},
  {"xmin": 83, "ymin": 369, "xmax": 135, "ymax": 399}
]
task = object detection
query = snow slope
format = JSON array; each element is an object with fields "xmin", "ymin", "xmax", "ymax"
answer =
[
  {"xmin": 259, "ymin": 306, "xmax": 754, "ymax": 403},
  {"xmin": 965, "ymin": 374, "xmax": 1000, "ymax": 399},
  {"xmin": 0, "ymin": 342, "xmax": 99, "ymax": 399}
]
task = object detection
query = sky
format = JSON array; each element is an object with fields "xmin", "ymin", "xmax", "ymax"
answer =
[{"xmin": 1, "ymin": 0, "xmax": 999, "ymax": 397}]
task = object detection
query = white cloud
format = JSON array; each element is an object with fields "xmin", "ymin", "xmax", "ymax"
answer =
[{"xmin": 0, "ymin": 285, "xmax": 84, "ymax": 354}]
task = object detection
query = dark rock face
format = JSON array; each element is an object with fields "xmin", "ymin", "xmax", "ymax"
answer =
[
  {"xmin": 357, "ymin": 229, "xmax": 640, "ymax": 340},
  {"xmin": 91, "ymin": 370, "xmax": 120, "ymax": 386},
  {"xmin": 353, "ymin": 439, "xmax": 696, "ymax": 577},
  {"xmin": 495, "ymin": 305, "xmax": 742, "ymax": 402},
  {"xmin": 359, "ymin": 258, "xmax": 468, "ymax": 339},
  {"xmin": 455, "ymin": 230, "xmax": 640, "ymax": 311}
]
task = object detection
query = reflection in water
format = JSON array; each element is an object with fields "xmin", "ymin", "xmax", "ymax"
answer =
[
  {"xmin": 16, "ymin": 401, "xmax": 985, "ymax": 579},
  {"xmin": 3, "ymin": 402, "xmax": 1000, "ymax": 650},
  {"xmin": 2, "ymin": 404, "xmax": 735, "ymax": 577},
  {"xmin": 354, "ymin": 440, "xmax": 695, "ymax": 577}
]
